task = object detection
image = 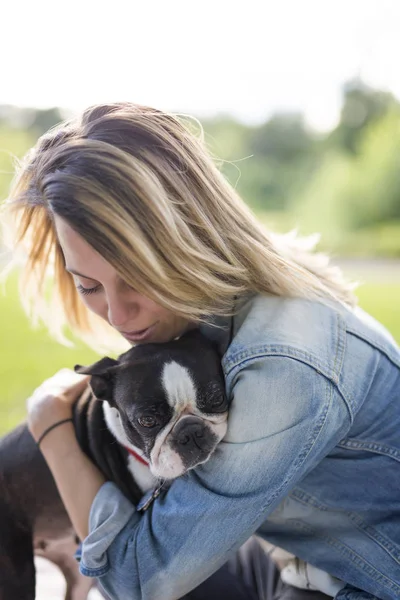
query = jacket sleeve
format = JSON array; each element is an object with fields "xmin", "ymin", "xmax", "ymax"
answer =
[{"xmin": 78, "ymin": 355, "xmax": 351, "ymax": 600}]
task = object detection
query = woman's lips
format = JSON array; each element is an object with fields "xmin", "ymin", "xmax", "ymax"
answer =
[{"xmin": 121, "ymin": 323, "xmax": 157, "ymax": 342}]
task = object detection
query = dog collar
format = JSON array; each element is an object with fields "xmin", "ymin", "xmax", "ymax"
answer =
[{"xmin": 124, "ymin": 445, "xmax": 149, "ymax": 467}]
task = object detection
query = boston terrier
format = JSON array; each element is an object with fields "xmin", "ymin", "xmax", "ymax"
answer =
[{"xmin": 0, "ymin": 329, "xmax": 228, "ymax": 600}]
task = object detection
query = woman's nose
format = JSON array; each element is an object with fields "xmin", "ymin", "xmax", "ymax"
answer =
[{"xmin": 106, "ymin": 290, "xmax": 139, "ymax": 329}]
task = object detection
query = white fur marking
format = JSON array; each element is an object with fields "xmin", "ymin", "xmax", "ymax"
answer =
[
  {"xmin": 162, "ymin": 361, "xmax": 197, "ymax": 412},
  {"xmin": 152, "ymin": 445, "xmax": 186, "ymax": 479}
]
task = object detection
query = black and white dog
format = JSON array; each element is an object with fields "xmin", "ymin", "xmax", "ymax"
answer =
[{"xmin": 0, "ymin": 329, "xmax": 228, "ymax": 600}]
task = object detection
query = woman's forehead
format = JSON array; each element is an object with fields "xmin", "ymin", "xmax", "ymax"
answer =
[{"xmin": 54, "ymin": 215, "xmax": 114, "ymax": 280}]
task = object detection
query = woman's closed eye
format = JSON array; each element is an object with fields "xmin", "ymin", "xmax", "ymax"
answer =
[{"xmin": 76, "ymin": 283, "xmax": 102, "ymax": 296}]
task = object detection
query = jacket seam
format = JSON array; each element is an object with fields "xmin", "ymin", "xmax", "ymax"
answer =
[
  {"xmin": 224, "ymin": 351, "xmax": 354, "ymax": 424},
  {"xmin": 337, "ymin": 348, "xmax": 382, "ymax": 418},
  {"xmin": 333, "ymin": 311, "xmax": 346, "ymax": 385},
  {"xmin": 223, "ymin": 347, "xmax": 336, "ymax": 383},
  {"xmin": 291, "ymin": 489, "xmax": 400, "ymax": 566},
  {"xmin": 346, "ymin": 328, "xmax": 400, "ymax": 370},
  {"xmin": 337, "ymin": 438, "xmax": 400, "ymax": 463}
]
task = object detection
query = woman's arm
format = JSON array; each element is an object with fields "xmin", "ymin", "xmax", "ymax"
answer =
[
  {"xmin": 27, "ymin": 369, "xmax": 105, "ymax": 540},
  {"xmin": 38, "ymin": 423, "xmax": 106, "ymax": 540}
]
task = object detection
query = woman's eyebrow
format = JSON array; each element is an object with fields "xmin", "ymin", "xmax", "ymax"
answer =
[{"xmin": 66, "ymin": 267, "xmax": 97, "ymax": 280}]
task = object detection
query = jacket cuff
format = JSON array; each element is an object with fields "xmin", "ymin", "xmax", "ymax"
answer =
[{"xmin": 77, "ymin": 481, "xmax": 138, "ymax": 577}]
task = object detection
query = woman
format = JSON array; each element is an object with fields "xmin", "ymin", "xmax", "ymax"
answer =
[{"xmin": 2, "ymin": 103, "xmax": 399, "ymax": 600}]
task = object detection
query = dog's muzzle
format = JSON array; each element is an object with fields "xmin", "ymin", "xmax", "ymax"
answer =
[
  {"xmin": 171, "ymin": 416, "xmax": 216, "ymax": 463},
  {"xmin": 150, "ymin": 412, "xmax": 228, "ymax": 479}
]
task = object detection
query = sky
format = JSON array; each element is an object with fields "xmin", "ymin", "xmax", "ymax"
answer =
[{"xmin": 1, "ymin": 0, "xmax": 400, "ymax": 131}]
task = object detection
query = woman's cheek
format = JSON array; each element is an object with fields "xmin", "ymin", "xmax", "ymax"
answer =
[{"xmin": 80, "ymin": 294, "xmax": 107, "ymax": 320}]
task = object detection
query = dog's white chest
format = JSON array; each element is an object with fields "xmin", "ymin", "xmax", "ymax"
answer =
[{"xmin": 126, "ymin": 456, "xmax": 157, "ymax": 493}]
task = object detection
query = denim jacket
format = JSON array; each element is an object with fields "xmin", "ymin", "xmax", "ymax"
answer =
[{"xmin": 77, "ymin": 293, "xmax": 400, "ymax": 600}]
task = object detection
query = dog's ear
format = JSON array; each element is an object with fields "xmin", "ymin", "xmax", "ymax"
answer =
[{"xmin": 74, "ymin": 357, "xmax": 119, "ymax": 401}]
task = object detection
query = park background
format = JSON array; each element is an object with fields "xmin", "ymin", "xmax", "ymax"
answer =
[{"xmin": 1, "ymin": 0, "xmax": 400, "ymax": 435}]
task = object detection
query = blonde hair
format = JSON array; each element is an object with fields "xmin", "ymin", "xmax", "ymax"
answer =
[{"xmin": 2, "ymin": 102, "xmax": 356, "ymax": 352}]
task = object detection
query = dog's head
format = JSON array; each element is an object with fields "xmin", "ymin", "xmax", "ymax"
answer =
[{"xmin": 75, "ymin": 329, "xmax": 228, "ymax": 480}]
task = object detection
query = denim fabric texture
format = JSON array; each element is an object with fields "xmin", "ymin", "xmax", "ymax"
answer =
[{"xmin": 78, "ymin": 294, "xmax": 400, "ymax": 600}]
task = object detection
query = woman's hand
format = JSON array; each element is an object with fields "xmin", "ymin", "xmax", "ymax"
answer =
[{"xmin": 27, "ymin": 368, "xmax": 90, "ymax": 442}]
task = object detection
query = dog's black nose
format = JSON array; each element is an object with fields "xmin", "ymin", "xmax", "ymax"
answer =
[{"xmin": 173, "ymin": 417, "xmax": 207, "ymax": 450}]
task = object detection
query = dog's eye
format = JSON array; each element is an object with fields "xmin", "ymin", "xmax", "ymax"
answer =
[
  {"xmin": 211, "ymin": 395, "xmax": 226, "ymax": 408},
  {"xmin": 138, "ymin": 415, "xmax": 157, "ymax": 428}
]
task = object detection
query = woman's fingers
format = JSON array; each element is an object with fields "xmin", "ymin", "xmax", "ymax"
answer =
[
  {"xmin": 26, "ymin": 369, "xmax": 90, "ymax": 440},
  {"xmin": 28, "ymin": 369, "xmax": 90, "ymax": 407},
  {"xmin": 57, "ymin": 370, "xmax": 91, "ymax": 404}
]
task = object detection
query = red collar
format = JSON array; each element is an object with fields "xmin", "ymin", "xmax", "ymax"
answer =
[{"xmin": 124, "ymin": 445, "xmax": 149, "ymax": 467}]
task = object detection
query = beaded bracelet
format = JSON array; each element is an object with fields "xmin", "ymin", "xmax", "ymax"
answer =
[{"xmin": 36, "ymin": 418, "xmax": 74, "ymax": 447}]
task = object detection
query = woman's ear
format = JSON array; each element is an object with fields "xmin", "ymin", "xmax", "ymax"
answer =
[{"xmin": 74, "ymin": 357, "xmax": 119, "ymax": 401}]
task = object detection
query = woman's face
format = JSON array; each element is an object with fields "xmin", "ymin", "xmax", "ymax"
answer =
[{"xmin": 54, "ymin": 216, "xmax": 194, "ymax": 344}]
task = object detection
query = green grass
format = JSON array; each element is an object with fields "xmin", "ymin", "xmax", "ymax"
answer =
[
  {"xmin": 356, "ymin": 283, "xmax": 400, "ymax": 343},
  {"xmin": 1, "ymin": 276, "xmax": 399, "ymax": 436},
  {"xmin": 0, "ymin": 276, "xmax": 98, "ymax": 434}
]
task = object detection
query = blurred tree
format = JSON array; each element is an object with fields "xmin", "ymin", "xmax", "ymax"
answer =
[
  {"xmin": 203, "ymin": 113, "xmax": 320, "ymax": 211},
  {"xmin": 202, "ymin": 115, "xmax": 251, "ymax": 161},
  {"xmin": 328, "ymin": 77, "xmax": 397, "ymax": 154},
  {"xmin": 0, "ymin": 105, "xmax": 35, "ymax": 129},
  {"xmin": 0, "ymin": 125, "xmax": 35, "ymax": 219},
  {"xmin": 292, "ymin": 150, "xmax": 355, "ymax": 245},
  {"xmin": 247, "ymin": 112, "xmax": 315, "ymax": 162},
  {"xmin": 246, "ymin": 113, "xmax": 320, "ymax": 211},
  {"xmin": 343, "ymin": 108, "xmax": 400, "ymax": 227},
  {"xmin": 0, "ymin": 105, "xmax": 64, "ymax": 134},
  {"xmin": 294, "ymin": 106, "xmax": 400, "ymax": 255},
  {"xmin": 28, "ymin": 107, "xmax": 63, "ymax": 135}
]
